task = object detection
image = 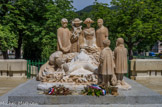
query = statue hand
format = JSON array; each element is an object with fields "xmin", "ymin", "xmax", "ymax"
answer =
[
  {"xmin": 62, "ymin": 47, "xmax": 68, "ymax": 53},
  {"xmin": 63, "ymin": 46, "xmax": 71, "ymax": 53},
  {"xmin": 71, "ymin": 35, "xmax": 78, "ymax": 41},
  {"xmin": 76, "ymin": 30, "xmax": 81, "ymax": 34}
]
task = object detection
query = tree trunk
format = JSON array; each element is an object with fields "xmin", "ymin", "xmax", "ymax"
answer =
[
  {"xmin": 15, "ymin": 46, "xmax": 21, "ymax": 59},
  {"xmin": 2, "ymin": 50, "xmax": 9, "ymax": 59},
  {"xmin": 128, "ymin": 44, "xmax": 133, "ymax": 60},
  {"xmin": 15, "ymin": 34, "xmax": 22, "ymax": 59}
]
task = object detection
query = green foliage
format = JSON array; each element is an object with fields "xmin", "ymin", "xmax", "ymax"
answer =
[
  {"xmin": 110, "ymin": 0, "xmax": 162, "ymax": 58},
  {"xmin": 0, "ymin": 0, "xmax": 161, "ymax": 59},
  {"xmin": 78, "ymin": 1, "xmax": 117, "ymax": 50},
  {"xmin": 82, "ymin": 86, "xmax": 103, "ymax": 97},
  {"xmin": 40, "ymin": 0, "xmax": 77, "ymax": 59},
  {"xmin": 81, "ymin": 85, "xmax": 119, "ymax": 96},
  {"xmin": 78, "ymin": 0, "xmax": 161, "ymax": 59},
  {"xmin": 0, "ymin": 25, "xmax": 17, "ymax": 51},
  {"xmin": 0, "ymin": 0, "xmax": 77, "ymax": 59}
]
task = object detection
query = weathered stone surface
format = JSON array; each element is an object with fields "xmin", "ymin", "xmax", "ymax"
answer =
[
  {"xmin": 30, "ymin": 66, "xmax": 38, "ymax": 75},
  {"xmin": 0, "ymin": 61, "xmax": 8, "ymax": 71},
  {"xmin": 130, "ymin": 59, "xmax": 162, "ymax": 79},
  {"xmin": 71, "ymin": 18, "xmax": 83, "ymax": 52},
  {"xmin": 135, "ymin": 59, "xmax": 162, "ymax": 71},
  {"xmin": 136, "ymin": 71, "xmax": 149, "ymax": 77},
  {"xmin": 150, "ymin": 71, "xmax": 156, "ymax": 76},
  {"xmin": 83, "ymin": 18, "xmax": 96, "ymax": 47},
  {"xmin": 157, "ymin": 71, "xmax": 162, "ymax": 76},
  {"xmin": 8, "ymin": 60, "xmax": 27, "ymax": 71},
  {"xmin": 0, "ymin": 78, "xmax": 161, "ymax": 105},
  {"xmin": 57, "ymin": 18, "xmax": 71, "ymax": 54},
  {"xmin": 0, "ymin": 60, "xmax": 27, "ymax": 77},
  {"xmin": 96, "ymin": 19, "xmax": 109, "ymax": 50},
  {"xmin": 130, "ymin": 59, "xmax": 136, "ymax": 71},
  {"xmin": 0, "ymin": 60, "xmax": 27, "ymax": 72},
  {"xmin": 11, "ymin": 71, "xmax": 26, "ymax": 77},
  {"xmin": 1, "ymin": 103, "xmax": 162, "ymax": 107},
  {"xmin": 1, "ymin": 71, "xmax": 7, "ymax": 76},
  {"xmin": 37, "ymin": 82, "xmax": 86, "ymax": 91}
]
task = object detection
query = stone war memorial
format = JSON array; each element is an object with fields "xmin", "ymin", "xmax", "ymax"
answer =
[
  {"xmin": 37, "ymin": 18, "xmax": 131, "ymax": 91},
  {"xmin": 0, "ymin": 0, "xmax": 162, "ymax": 106},
  {"xmin": 1, "ymin": 18, "xmax": 162, "ymax": 106}
]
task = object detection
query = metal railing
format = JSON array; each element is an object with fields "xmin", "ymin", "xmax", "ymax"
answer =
[
  {"xmin": 27, "ymin": 59, "xmax": 47, "ymax": 78},
  {"xmin": 26, "ymin": 59, "xmax": 131, "ymax": 79}
]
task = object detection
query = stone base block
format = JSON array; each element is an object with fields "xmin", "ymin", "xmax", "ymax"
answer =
[
  {"xmin": 1, "ymin": 78, "xmax": 161, "ymax": 105},
  {"xmin": 12, "ymin": 71, "xmax": 26, "ymax": 77},
  {"xmin": 150, "ymin": 71, "xmax": 156, "ymax": 76},
  {"xmin": 8, "ymin": 95, "xmax": 162, "ymax": 105},
  {"xmin": 1, "ymin": 71, "xmax": 7, "ymax": 76},
  {"xmin": 0, "ymin": 71, "xmax": 26, "ymax": 77},
  {"xmin": 136, "ymin": 71, "xmax": 149, "ymax": 77},
  {"xmin": 135, "ymin": 76, "xmax": 162, "ymax": 80},
  {"xmin": 156, "ymin": 71, "xmax": 162, "ymax": 76}
]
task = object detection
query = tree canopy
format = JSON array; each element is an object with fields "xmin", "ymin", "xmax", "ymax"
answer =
[
  {"xmin": 110, "ymin": 0, "xmax": 162, "ymax": 59},
  {"xmin": 0, "ymin": 0, "xmax": 161, "ymax": 59}
]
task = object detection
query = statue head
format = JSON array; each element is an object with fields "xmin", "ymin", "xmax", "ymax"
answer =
[
  {"xmin": 116, "ymin": 38, "xmax": 124, "ymax": 46},
  {"xmin": 97, "ymin": 19, "xmax": 103, "ymax": 28},
  {"xmin": 61, "ymin": 18, "xmax": 68, "ymax": 28},
  {"xmin": 84, "ymin": 18, "xmax": 94, "ymax": 28},
  {"xmin": 103, "ymin": 39, "xmax": 110, "ymax": 47},
  {"xmin": 72, "ymin": 18, "xmax": 82, "ymax": 27}
]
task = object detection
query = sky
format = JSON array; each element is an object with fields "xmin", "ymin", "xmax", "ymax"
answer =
[{"xmin": 72, "ymin": 0, "xmax": 112, "ymax": 11}]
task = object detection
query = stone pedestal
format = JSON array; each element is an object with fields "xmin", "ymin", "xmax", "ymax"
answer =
[
  {"xmin": 1, "ymin": 78, "xmax": 162, "ymax": 105},
  {"xmin": 0, "ymin": 60, "xmax": 27, "ymax": 77},
  {"xmin": 130, "ymin": 59, "xmax": 162, "ymax": 80}
]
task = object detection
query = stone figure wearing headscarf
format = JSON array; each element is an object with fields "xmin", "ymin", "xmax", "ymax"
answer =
[
  {"xmin": 83, "ymin": 18, "xmax": 96, "ymax": 47},
  {"xmin": 114, "ymin": 38, "xmax": 128, "ymax": 85}
]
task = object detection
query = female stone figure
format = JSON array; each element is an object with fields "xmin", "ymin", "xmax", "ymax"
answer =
[
  {"xmin": 83, "ymin": 18, "xmax": 96, "ymax": 47},
  {"xmin": 114, "ymin": 38, "xmax": 128, "ymax": 85},
  {"xmin": 70, "ymin": 18, "xmax": 83, "ymax": 52}
]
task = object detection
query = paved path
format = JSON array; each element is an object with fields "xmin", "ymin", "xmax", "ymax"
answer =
[
  {"xmin": 136, "ymin": 78, "xmax": 162, "ymax": 95},
  {"xmin": 0, "ymin": 103, "xmax": 162, "ymax": 107},
  {"xmin": 1, "ymin": 77, "xmax": 162, "ymax": 95},
  {"xmin": 0, "ymin": 78, "xmax": 27, "ymax": 96},
  {"xmin": 0, "ymin": 78, "xmax": 162, "ymax": 106}
]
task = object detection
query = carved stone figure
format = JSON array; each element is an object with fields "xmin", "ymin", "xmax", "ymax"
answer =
[
  {"xmin": 98, "ymin": 39, "xmax": 115, "ymax": 86},
  {"xmin": 38, "ymin": 51, "xmax": 65, "ymax": 81},
  {"xmin": 70, "ymin": 18, "xmax": 83, "ymax": 52},
  {"xmin": 57, "ymin": 18, "xmax": 71, "ymax": 54},
  {"xmin": 114, "ymin": 38, "xmax": 128, "ymax": 85},
  {"xmin": 37, "ymin": 51, "xmax": 77, "ymax": 82},
  {"xmin": 96, "ymin": 19, "xmax": 109, "ymax": 50},
  {"xmin": 83, "ymin": 18, "xmax": 96, "ymax": 47},
  {"xmin": 37, "ymin": 18, "xmax": 131, "ymax": 91}
]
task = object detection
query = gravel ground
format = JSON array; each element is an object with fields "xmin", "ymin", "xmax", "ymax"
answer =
[{"xmin": 0, "ymin": 77, "xmax": 27, "ymax": 96}]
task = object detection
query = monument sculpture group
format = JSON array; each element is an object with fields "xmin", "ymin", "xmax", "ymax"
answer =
[{"xmin": 37, "ymin": 18, "xmax": 131, "ymax": 91}]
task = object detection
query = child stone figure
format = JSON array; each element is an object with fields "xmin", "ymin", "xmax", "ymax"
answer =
[
  {"xmin": 98, "ymin": 39, "xmax": 115, "ymax": 86},
  {"xmin": 114, "ymin": 38, "xmax": 128, "ymax": 85}
]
